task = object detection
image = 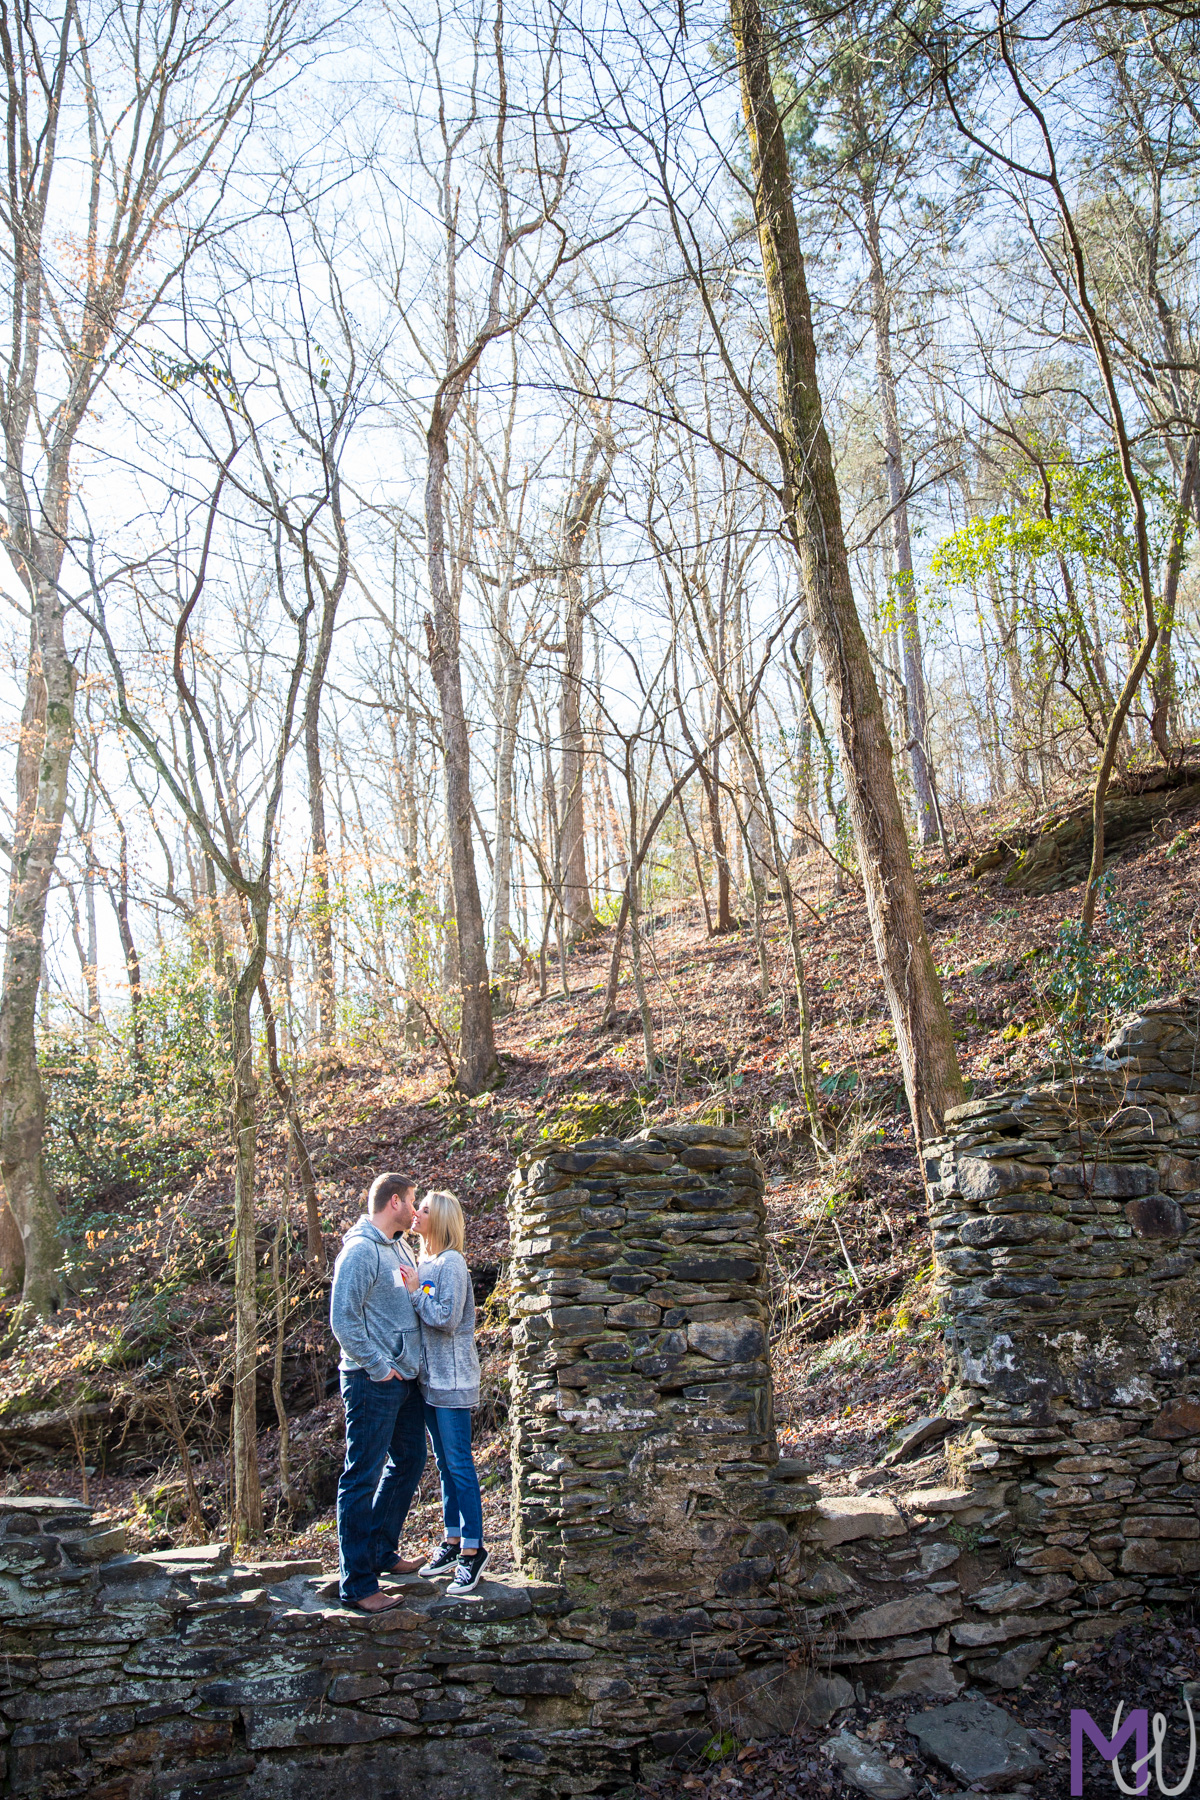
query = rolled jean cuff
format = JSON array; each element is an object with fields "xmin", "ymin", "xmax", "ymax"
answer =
[{"xmin": 460, "ymin": 1537, "xmax": 481, "ymax": 1551}]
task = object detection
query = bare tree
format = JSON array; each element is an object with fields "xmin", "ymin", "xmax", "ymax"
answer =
[
  {"xmin": 387, "ymin": 0, "xmax": 575, "ymax": 1093},
  {"xmin": 0, "ymin": 0, "xmax": 311, "ymax": 1314},
  {"xmin": 727, "ymin": 0, "xmax": 965, "ymax": 1139}
]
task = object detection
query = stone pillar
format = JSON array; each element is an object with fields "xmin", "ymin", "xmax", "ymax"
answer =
[
  {"xmin": 925, "ymin": 998, "xmax": 1200, "ymax": 1651},
  {"xmin": 508, "ymin": 1121, "xmax": 813, "ymax": 1607}
]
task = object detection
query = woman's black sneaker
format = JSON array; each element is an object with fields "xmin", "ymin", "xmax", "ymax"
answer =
[
  {"xmin": 448, "ymin": 1547, "xmax": 489, "ymax": 1595},
  {"xmin": 418, "ymin": 1542, "xmax": 461, "ymax": 1578}
]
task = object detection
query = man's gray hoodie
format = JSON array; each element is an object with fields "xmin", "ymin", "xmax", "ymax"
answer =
[{"xmin": 330, "ymin": 1216, "xmax": 421, "ymax": 1382}]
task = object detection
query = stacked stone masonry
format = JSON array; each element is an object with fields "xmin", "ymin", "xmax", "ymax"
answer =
[
  {"xmin": 507, "ymin": 1124, "xmax": 814, "ymax": 1591},
  {"xmin": 923, "ymin": 997, "xmax": 1200, "ymax": 1683},
  {"xmin": 10, "ymin": 1070, "xmax": 1200, "ymax": 1798}
]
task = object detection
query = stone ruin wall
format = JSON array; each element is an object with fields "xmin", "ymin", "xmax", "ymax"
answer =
[
  {"xmin": 0, "ymin": 1123, "xmax": 829, "ymax": 1800},
  {"xmin": 8, "ymin": 1063, "xmax": 1200, "ymax": 1800},
  {"xmin": 925, "ymin": 997, "xmax": 1200, "ymax": 1667}
]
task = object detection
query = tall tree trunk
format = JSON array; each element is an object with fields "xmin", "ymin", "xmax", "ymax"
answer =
[
  {"xmin": 305, "ymin": 587, "xmax": 340, "ymax": 1047},
  {"xmin": 110, "ymin": 807, "xmax": 143, "ymax": 1061},
  {"xmin": 728, "ymin": 0, "xmax": 963, "ymax": 1140},
  {"xmin": 0, "ymin": 583, "xmax": 76, "ymax": 1313},
  {"xmin": 258, "ymin": 973, "xmax": 324, "ymax": 1269},
  {"xmin": 83, "ymin": 867, "xmax": 100, "ymax": 1042},
  {"xmin": 863, "ymin": 202, "xmax": 936, "ymax": 848},
  {"xmin": 425, "ymin": 430, "xmax": 499, "ymax": 1096},
  {"xmin": 491, "ymin": 612, "xmax": 523, "ymax": 990},
  {"xmin": 559, "ymin": 433, "xmax": 612, "ymax": 941},
  {"xmin": 229, "ymin": 974, "xmax": 263, "ymax": 1543},
  {"xmin": 1151, "ymin": 437, "xmax": 1199, "ymax": 759}
]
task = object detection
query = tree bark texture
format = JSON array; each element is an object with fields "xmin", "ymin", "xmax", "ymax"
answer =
[
  {"xmin": 229, "ymin": 978, "xmax": 263, "ymax": 1543},
  {"xmin": 305, "ymin": 602, "xmax": 338, "ymax": 1047},
  {"xmin": 259, "ymin": 973, "xmax": 324, "ymax": 1268},
  {"xmin": 729, "ymin": 0, "xmax": 964, "ymax": 1140},
  {"xmin": 0, "ymin": 586, "xmax": 76, "ymax": 1311},
  {"xmin": 1151, "ymin": 437, "xmax": 1199, "ymax": 758},
  {"xmin": 559, "ymin": 433, "xmax": 612, "ymax": 941},
  {"xmin": 425, "ymin": 430, "xmax": 500, "ymax": 1095},
  {"xmin": 864, "ymin": 205, "xmax": 936, "ymax": 847},
  {"xmin": 492, "ymin": 646, "xmax": 523, "ymax": 986}
]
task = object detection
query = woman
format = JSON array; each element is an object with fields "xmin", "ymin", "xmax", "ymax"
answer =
[{"xmin": 402, "ymin": 1189, "xmax": 487, "ymax": 1595}]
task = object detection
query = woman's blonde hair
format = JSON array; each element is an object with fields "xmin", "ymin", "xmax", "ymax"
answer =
[{"xmin": 421, "ymin": 1189, "xmax": 465, "ymax": 1256}]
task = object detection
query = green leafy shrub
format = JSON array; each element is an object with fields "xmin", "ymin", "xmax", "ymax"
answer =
[{"xmin": 1044, "ymin": 875, "xmax": 1162, "ymax": 1058}]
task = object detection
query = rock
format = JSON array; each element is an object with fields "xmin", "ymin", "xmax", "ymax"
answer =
[
  {"xmin": 849, "ymin": 1468, "xmax": 892, "ymax": 1490},
  {"xmin": 715, "ymin": 1557, "xmax": 774, "ymax": 1598},
  {"xmin": 793, "ymin": 1559, "xmax": 862, "ymax": 1602},
  {"xmin": 899, "ymin": 1487, "xmax": 981, "ymax": 1515},
  {"xmin": 813, "ymin": 1497, "xmax": 906, "ymax": 1546},
  {"xmin": 1120, "ymin": 1539, "xmax": 1200, "ymax": 1575},
  {"xmin": 824, "ymin": 1729, "xmax": 914, "ymax": 1798},
  {"xmin": 845, "ymin": 1592, "xmax": 961, "ymax": 1638},
  {"xmin": 148, "ymin": 1541, "xmax": 232, "ymax": 1571},
  {"xmin": 1125, "ymin": 1196, "xmax": 1185, "ymax": 1237},
  {"xmin": 905, "ymin": 1700, "xmax": 1044, "ymax": 1791},
  {"xmin": 881, "ymin": 1417, "xmax": 958, "ymax": 1466},
  {"xmin": 967, "ymin": 1638, "xmax": 1051, "ymax": 1689},
  {"xmin": 687, "ymin": 1319, "xmax": 765, "ymax": 1363},
  {"xmin": 1150, "ymin": 1400, "xmax": 1200, "ymax": 1438},
  {"xmin": 951, "ymin": 1620, "xmax": 1007, "ymax": 1647},
  {"xmin": 873, "ymin": 1656, "xmax": 963, "ymax": 1699},
  {"xmin": 915, "ymin": 1543, "xmax": 960, "ymax": 1577},
  {"xmin": 428, "ymin": 1583, "xmax": 533, "ymax": 1622},
  {"xmin": 0, "ymin": 1495, "xmax": 91, "ymax": 1523},
  {"xmin": 957, "ymin": 1158, "xmax": 1042, "ymax": 1201},
  {"xmin": 61, "ymin": 1526, "xmax": 125, "ymax": 1564},
  {"xmin": 492, "ymin": 1663, "xmax": 576, "ymax": 1695},
  {"xmin": 709, "ymin": 1664, "xmax": 853, "ymax": 1737}
]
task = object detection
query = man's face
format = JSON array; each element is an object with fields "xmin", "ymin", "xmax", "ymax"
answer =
[{"xmin": 392, "ymin": 1188, "xmax": 417, "ymax": 1234}]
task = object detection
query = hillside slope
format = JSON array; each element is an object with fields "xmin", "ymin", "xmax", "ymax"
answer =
[{"xmin": 3, "ymin": 780, "xmax": 1199, "ymax": 1570}]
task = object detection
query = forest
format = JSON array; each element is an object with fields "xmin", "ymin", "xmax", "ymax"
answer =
[{"xmin": 3, "ymin": 0, "xmax": 1200, "ymax": 1714}]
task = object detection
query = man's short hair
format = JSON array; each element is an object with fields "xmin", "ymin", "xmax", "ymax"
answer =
[{"xmin": 369, "ymin": 1172, "xmax": 416, "ymax": 1214}]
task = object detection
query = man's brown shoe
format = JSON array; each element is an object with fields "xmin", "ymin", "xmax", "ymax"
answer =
[
  {"xmin": 345, "ymin": 1590, "xmax": 403, "ymax": 1614},
  {"xmin": 380, "ymin": 1554, "xmax": 424, "ymax": 1578}
]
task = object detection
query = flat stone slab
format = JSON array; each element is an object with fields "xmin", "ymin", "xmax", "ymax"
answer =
[
  {"xmin": 905, "ymin": 1700, "xmax": 1043, "ymax": 1791},
  {"xmin": 882, "ymin": 1417, "xmax": 958, "ymax": 1466},
  {"xmin": 824, "ymin": 1730, "xmax": 914, "ymax": 1798},
  {"xmin": 899, "ymin": 1487, "xmax": 979, "ymax": 1514},
  {"xmin": 143, "ymin": 1543, "xmax": 232, "ymax": 1571},
  {"xmin": 845, "ymin": 1592, "xmax": 961, "ymax": 1639},
  {"xmin": 814, "ymin": 1496, "xmax": 906, "ymax": 1545},
  {"xmin": 0, "ymin": 1495, "xmax": 91, "ymax": 1520},
  {"xmin": 428, "ymin": 1581, "xmax": 533, "ymax": 1622}
]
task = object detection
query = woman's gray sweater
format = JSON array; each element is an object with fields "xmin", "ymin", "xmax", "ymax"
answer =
[{"xmin": 412, "ymin": 1248, "xmax": 481, "ymax": 1409}]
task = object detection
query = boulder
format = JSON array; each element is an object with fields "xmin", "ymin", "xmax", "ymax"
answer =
[
  {"xmin": 709, "ymin": 1664, "xmax": 852, "ymax": 1737},
  {"xmin": 905, "ymin": 1700, "xmax": 1044, "ymax": 1791}
]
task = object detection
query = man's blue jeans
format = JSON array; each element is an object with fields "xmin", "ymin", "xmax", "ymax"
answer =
[
  {"xmin": 337, "ymin": 1370, "xmax": 427, "ymax": 1601},
  {"xmin": 425, "ymin": 1405, "xmax": 483, "ymax": 1551}
]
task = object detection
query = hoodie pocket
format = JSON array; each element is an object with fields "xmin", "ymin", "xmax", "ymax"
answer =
[{"xmin": 392, "ymin": 1327, "xmax": 417, "ymax": 1378}]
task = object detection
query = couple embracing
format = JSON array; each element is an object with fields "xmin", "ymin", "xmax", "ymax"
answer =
[{"xmin": 329, "ymin": 1172, "xmax": 486, "ymax": 1613}]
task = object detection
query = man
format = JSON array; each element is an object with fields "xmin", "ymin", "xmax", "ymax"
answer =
[{"xmin": 329, "ymin": 1171, "xmax": 427, "ymax": 1613}]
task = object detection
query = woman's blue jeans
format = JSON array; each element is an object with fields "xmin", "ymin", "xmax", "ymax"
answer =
[{"xmin": 425, "ymin": 1405, "xmax": 483, "ymax": 1550}]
